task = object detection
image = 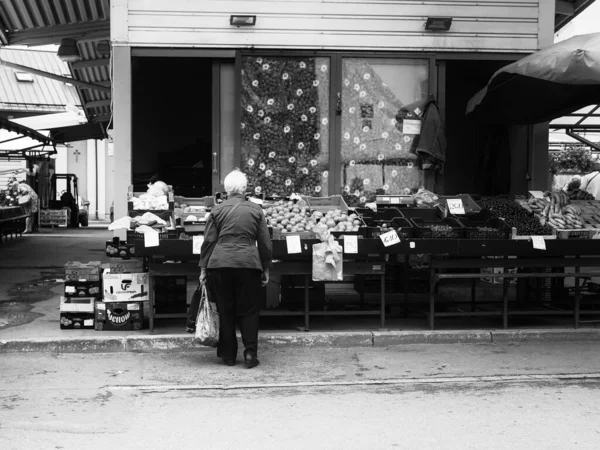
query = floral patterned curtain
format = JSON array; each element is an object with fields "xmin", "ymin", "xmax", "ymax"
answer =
[{"xmin": 241, "ymin": 56, "xmax": 330, "ymax": 197}]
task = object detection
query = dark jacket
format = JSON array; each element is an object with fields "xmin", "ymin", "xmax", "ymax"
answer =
[{"xmin": 199, "ymin": 194, "xmax": 272, "ymax": 270}]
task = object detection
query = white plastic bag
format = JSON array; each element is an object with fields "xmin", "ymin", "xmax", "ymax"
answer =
[{"xmin": 195, "ymin": 283, "xmax": 219, "ymax": 347}]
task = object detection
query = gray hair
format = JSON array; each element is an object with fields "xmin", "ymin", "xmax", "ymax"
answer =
[{"xmin": 223, "ymin": 169, "xmax": 247, "ymax": 195}]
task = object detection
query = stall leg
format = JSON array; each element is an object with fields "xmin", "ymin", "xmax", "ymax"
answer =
[
  {"xmin": 574, "ymin": 259, "xmax": 581, "ymax": 329},
  {"xmin": 404, "ymin": 259, "xmax": 410, "ymax": 317},
  {"xmin": 149, "ymin": 274, "xmax": 155, "ymax": 333},
  {"xmin": 297, "ymin": 274, "xmax": 310, "ymax": 332},
  {"xmin": 502, "ymin": 276, "xmax": 508, "ymax": 329},
  {"xmin": 470, "ymin": 278, "xmax": 476, "ymax": 312},
  {"xmin": 380, "ymin": 274, "xmax": 386, "ymax": 330},
  {"xmin": 429, "ymin": 268, "xmax": 436, "ymax": 330}
]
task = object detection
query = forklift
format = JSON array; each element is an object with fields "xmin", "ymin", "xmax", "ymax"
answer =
[{"xmin": 49, "ymin": 173, "xmax": 89, "ymax": 227}]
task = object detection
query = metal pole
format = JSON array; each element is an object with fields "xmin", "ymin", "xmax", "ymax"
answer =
[{"xmin": 95, "ymin": 140, "xmax": 99, "ymax": 220}]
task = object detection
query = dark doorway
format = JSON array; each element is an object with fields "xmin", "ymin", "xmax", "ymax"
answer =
[{"xmin": 132, "ymin": 57, "xmax": 213, "ymax": 197}]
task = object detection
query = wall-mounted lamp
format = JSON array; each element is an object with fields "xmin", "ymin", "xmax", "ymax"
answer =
[
  {"xmin": 57, "ymin": 38, "xmax": 81, "ymax": 63},
  {"xmin": 425, "ymin": 17, "xmax": 452, "ymax": 31},
  {"xmin": 230, "ymin": 15, "xmax": 257, "ymax": 27}
]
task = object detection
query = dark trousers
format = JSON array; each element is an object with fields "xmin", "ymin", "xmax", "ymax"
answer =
[{"xmin": 207, "ymin": 268, "xmax": 262, "ymax": 360}]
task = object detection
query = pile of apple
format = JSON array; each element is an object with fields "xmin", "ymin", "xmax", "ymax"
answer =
[{"xmin": 265, "ymin": 200, "xmax": 362, "ymax": 233}]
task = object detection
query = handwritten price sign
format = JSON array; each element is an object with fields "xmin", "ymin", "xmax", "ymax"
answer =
[
  {"xmin": 446, "ymin": 198, "xmax": 465, "ymax": 215},
  {"xmin": 380, "ymin": 229, "xmax": 401, "ymax": 247}
]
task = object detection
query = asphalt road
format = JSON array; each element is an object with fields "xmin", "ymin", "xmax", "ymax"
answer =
[{"xmin": 2, "ymin": 342, "xmax": 600, "ymax": 449}]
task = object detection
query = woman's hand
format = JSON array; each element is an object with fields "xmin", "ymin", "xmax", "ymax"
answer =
[
  {"xmin": 199, "ymin": 268, "xmax": 207, "ymax": 285},
  {"xmin": 261, "ymin": 268, "xmax": 270, "ymax": 287}
]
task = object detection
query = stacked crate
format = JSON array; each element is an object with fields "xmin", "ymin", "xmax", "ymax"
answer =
[
  {"xmin": 61, "ymin": 261, "xmax": 102, "ymax": 329},
  {"xmin": 96, "ymin": 257, "xmax": 147, "ymax": 330}
]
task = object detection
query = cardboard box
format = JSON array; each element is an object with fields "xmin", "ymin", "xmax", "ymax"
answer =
[
  {"xmin": 60, "ymin": 296, "xmax": 95, "ymax": 313},
  {"xmin": 64, "ymin": 281, "xmax": 102, "ymax": 298},
  {"xmin": 109, "ymin": 257, "xmax": 145, "ymax": 274},
  {"xmin": 103, "ymin": 271, "xmax": 149, "ymax": 302},
  {"xmin": 60, "ymin": 312, "xmax": 95, "ymax": 329},
  {"xmin": 64, "ymin": 261, "xmax": 102, "ymax": 282},
  {"xmin": 95, "ymin": 301, "xmax": 144, "ymax": 331}
]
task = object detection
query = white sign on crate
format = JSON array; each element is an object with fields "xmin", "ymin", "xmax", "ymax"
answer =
[
  {"xmin": 344, "ymin": 235, "xmax": 358, "ymax": 254},
  {"xmin": 286, "ymin": 235, "xmax": 302, "ymax": 254},
  {"xmin": 531, "ymin": 236, "xmax": 546, "ymax": 250},
  {"xmin": 144, "ymin": 230, "xmax": 159, "ymax": 248},
  {"xmin": 447, "ymin": 198, "xmax": 465, "ymax": 215},
  {"xmin": 192, "ymin": 235, "xmax": 204, "ymax": 254},
  {"xmin": 380, "ymin": 229, "xmax": 401, "ymax": 247}
]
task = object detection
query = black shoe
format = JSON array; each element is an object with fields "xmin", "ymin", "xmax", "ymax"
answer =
[
  {"xmin": 186, "ymin": 326, "xmax": 195, "ymax": 334},
  {"xmin": 223, "ymin": 359, "xmax": 236, "ymax": 366},
  {"xmin": 244, "ymin": 354, "xmax": 259, "ymax": 369}
]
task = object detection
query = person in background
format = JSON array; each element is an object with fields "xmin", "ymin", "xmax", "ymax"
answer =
[
  {"xmin": 16, "ymin": 181, "xmax": 39, "ymax": 233},
  {"xmin": 568, "ymin": 162, "xmax": 600, "ymax": 199},
  {"xmin": 196, "ymin": 169, "xmax": 272, "ymax": 369}
]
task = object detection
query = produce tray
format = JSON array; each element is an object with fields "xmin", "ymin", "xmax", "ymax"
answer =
[
  {"xmin": 126, "ymin": 229, "xmax": 180, "ymax": 241},
  {"xmin": 460, "ymin": 218, "xmax": 512, "ymax": 240},
  {"xmin": 271, "ymin": 228, "xmax": 317, "ymax": 240},
  {"xmin": 438, "ymin": 194, "xmax": 482, "ymax": 215},
  {"xmin": 411, "ymin": 217, "xmax": 465, "ymax": 239},
  {"xmin": 363, "ymin": 218, "xmax": 415, "ymax": 239},
  {"xmin": 175, "ymin": 195, "xmax": 215, "ymax": 208},
  {"xmin": 356, "ymin": 207, "xmax": 404, "ymax": 226},
  {"xmin": 305, "ymin": 195, "xmax": 349, "ymax": 212},
  {"xmin": 395, "ymin": 206, "xmax": 446, "ymax": 221}
]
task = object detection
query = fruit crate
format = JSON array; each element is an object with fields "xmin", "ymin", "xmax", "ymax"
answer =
[
  {"xmin": 363, "ymin": 218, "xmax": 415, "ymax": 239},
  {"xmin": 438, "ymin": 194, "xmax": 482, "ymax": 215},
  {"xmin": 271, "ymin": 228, "xmax": 317, "ymax": 240},
  {"xmin": 411, "ymin": 217, "xmax": 465, "ymax": 239},
  {"xmin": 128, "ymin": 209, "xmax": 174, "ymax": 222},
  {"xmin": 305, "ymin": 195, "xmax": 349, "ymax": 212},
  {"xmin": 375, "ymin": 195, "xmax": 415, "ymax": 207},
  {"xmin": 355, "ymin": 207, "xmax": 404, "ymax": 226},
  {"xmin": 457, "ymin": 210, "xmax": 511, "ymax": 239},
  {"xmin": 126, "ymin": 229, "xmax": 181, "ymax": 241},
  {"xmin": 396, "ymin": 206, "xmax": 446, "ymax": 221}
]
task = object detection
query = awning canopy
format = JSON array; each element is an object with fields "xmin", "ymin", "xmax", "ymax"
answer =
[
  {"xmin": 0, "ymin": 116, "xmax": 57, "ymax": 158},
  {"xmin": 466, "ymin": 32, "xmax": 600, "ymax": 126}
]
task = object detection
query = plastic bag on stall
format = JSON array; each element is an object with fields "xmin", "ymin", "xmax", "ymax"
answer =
[
  {"xmin": 414, "ymin": 187, "xmax": 441, "ymax": 208},
  {"xmin": 312, "ymin": 223, "xmax": 343, "ymax": 282},
  {"xmin": 108, "ymin": 216, "xmax": 133, "ymax": 231},
  {"xmin": 195, "ymin": 283, "xmax": 219, "ymax": 347}
]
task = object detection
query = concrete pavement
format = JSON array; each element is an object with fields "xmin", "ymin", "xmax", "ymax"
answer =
[
  {"xmin": 2, "ymin": 343, "xmax": 600, "ymax": 449},
  {"xmin": 1, "ymin": 226, "xmax": 600, "ymax": 354}
]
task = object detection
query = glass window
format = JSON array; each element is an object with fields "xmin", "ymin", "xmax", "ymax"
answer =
[
  {"xmin": 241, "ymin": 56, "xmax": 331, "ymax": 197},
  {"xmin": 340, "ymin": 58, "xmax": 429, "ymax": 206}
]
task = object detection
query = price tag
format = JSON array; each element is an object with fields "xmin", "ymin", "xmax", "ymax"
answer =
[
  {"xmin": 410, "ymin": 242, "xmax": 415, "ymax": 249},
  {"xmin": 65, "ymin": 286, "xmax": 76, "ymax": 294},
  {"xmin": 531, "ymin": 236, "xmax": 546, "ymax": 250},
  {"xmin": 84, "ymin": 319, "xmax": 94, "ymax": 327},
  {"xmin": 402, "ymin": 119, "xmax": 422, "ymax": 135},
  {"xmin": 380, "ymin": 229, "xmax": 401, "ymax": 247},
  {"xmin": 344, "ymin": 235, "xmax": 358, "ymax": 254},
  {"xmin": 391, "ymin": 197, "xmax": 400, "ymax": 204},
  {"xmin": 286, "ymin": 235, "xmax": 302, "ymax": 254},
  {"xmin": 144, "ymin": 230, "xmax": 159, "ymax": 248},
  {"xmin": 192, "ymin": 235, "xmax": 204, "ymax": 254},
  {"xmin": 447, "ymin": 198, "xmax": 465, "ymax": 215}
]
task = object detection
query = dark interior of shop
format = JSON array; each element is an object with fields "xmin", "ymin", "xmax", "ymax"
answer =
[
  {"xmin": 132, "ymin": 57, "xmax": 213, "ymax": 197},
  {"xmin": 442, "ymin": 59, "xmax": 518, "ymax": 196}
]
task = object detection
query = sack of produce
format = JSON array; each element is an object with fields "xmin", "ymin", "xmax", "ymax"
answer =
[
  {"xmin": 312, "ymin": 223, "xmax": 343, "ymax": 281},
  {"xmin": 195, "ymin": 283, "xmax": 219, "ymax": 347}
]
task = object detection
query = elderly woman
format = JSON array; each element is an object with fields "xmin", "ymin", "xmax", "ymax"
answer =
[
  {"xmin": 16, "ymin": 181, "xmax": 39, "ymax": 234},
  {"xmin": 197, "ymin": 169, "xmax": 272, "ymax": 368}
]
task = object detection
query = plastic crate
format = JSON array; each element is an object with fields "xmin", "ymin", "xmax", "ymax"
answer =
[
  {"xmin": 459, "ymin": 212, "xmax": 511, "ymax": 239},
  {"xmin": 375, "ymin": 195, "xmax": 415, "ymax": 206},
  {"xmin": 397, "ymin": 206, "xmax": 446, "ymax": 221},
  {"xmin": 359, "ymin": 208, "xmax": 404, "ymax": 226},
  {"xmin": 126, "ymin": 229, "xmax": 180, "ymax": 241},
  {"xmin": 271, "ymin": 228, "xmax": 317, "ymax": 240},
  {"xmin": 129, "ymin": 210, "xmax": 174, "ymax": 222},
  {"xmin": 305, "ymin": 195, "xmax": 349, "ymax": 212},
  {"xmin": 364, "ymin": 218, "xmax": 415, "ymax": 239},
  {"xmin": 411, "ymin": 217, "xmax": 465, "ymax": 239}
]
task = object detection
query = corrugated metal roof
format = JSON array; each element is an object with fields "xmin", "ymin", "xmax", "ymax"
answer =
[
  {"xmin": 0, "ymin": 47, "xmax": 81, "ymax": 113},
  {"xmin": 0, "ymin": 0, "xmax": 111, "ymax": 126},
  {"xmin": 0, "ymin": 0, "xmax": 109, "ymax": 33}
]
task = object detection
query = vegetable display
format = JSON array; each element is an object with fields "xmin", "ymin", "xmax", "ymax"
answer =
[
  {"xmin": 528, "ymin": 191, "xmax": 585, "ymax": 229},
  {"xmin": 477, "ymin": 196, "xmax": 554, "ymax": 236}
]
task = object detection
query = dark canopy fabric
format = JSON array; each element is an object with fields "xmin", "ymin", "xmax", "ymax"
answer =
[{"xmin": 466, "ymin": 32, "xmax": 600, "ymax": 125}]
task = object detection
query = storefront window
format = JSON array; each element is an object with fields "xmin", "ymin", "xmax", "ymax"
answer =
[
  {"xmin": 340, "ymin": 58, "xmax": 429, "ymax": 206},
  {"xmin": 241, "ymin": 56, "xmax": 330, "ymax": 197}
]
